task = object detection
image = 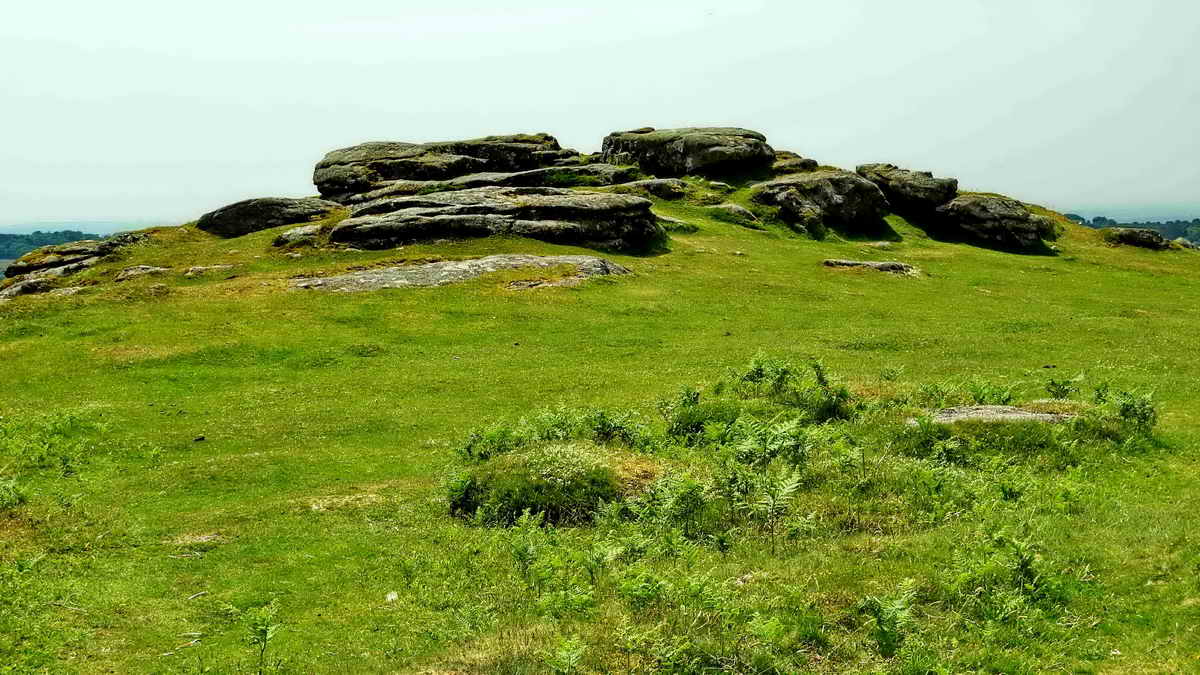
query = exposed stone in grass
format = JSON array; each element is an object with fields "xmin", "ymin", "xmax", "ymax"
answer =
[
  {"xmin": 656, "ymin": 215, "xmax": 699, "ymax": 234},
  {"xmin": 196, "ymin": 197, "xmax": 342, "ymax": 238},
  {"xmin": 855, "ymin": 163, "xmax": 958, "ymax": 216},
  {"xmin": 4, "ymin": 232, "xmax": 146, "ymax": 279},
  {"xmin": 116, "ymin": 265, "xmax": 170, "ymax": 282},
  {"xmin": 600, "ymin": 127, "xmax": 775, "ymax": 177},
  {"xmin": 934, "ymin": 194, "xmax": 1057, "ymax": 250},
  {"xmin": 0, "ymin": 278, "xmax": 52, "ymax": 299},
  {"xmin": 751, "ymin": 170, "xmax": 889, "ymax": 231},
  {"xmin": 608, "ymin": 178, "xmax": 689, "ymax": 200},
  {"xmin": 314, "ymin": 134, "xmax": 577, "ymax": 201},
  {"xmin": 823, "ymin": 259, "xmax": 919, "ymax": 275},
  {"xmin": 1102, "ymin": 227, "xmax": 1171, "ymax": 250},
  {"xmin": 291, "ymin": 254, "xmax": 630, "ymax": 292},
  {"xmin": 705, "ymin": 203, "xmax": 761, "ymax": 229},
  {"xmin": 918, "ymin": 405, "xmax": 1075, "ymax": 425},
  {"xmin": 273, "ymin": 224, "xmax": 323, "ymax": 247},
  {"xmin": 332, "ymin": 186, "xmax": 664, "ymax": 252},
  {"xmin": 1174, "ymin": 237, "xmax": 1198, "ymax": 250},
  {"xmin": 184, "ymin": 265, "xmax": 236, "ymax": 277}
]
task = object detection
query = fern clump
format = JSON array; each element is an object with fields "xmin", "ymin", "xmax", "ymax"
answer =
[{"xmin": 448, "ymin": 443, "xmax": 620, "ymax": 526}]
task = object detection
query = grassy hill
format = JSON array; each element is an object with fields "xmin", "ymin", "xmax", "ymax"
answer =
[{"xmin": 1, "ymin": 184, "xmax": 1198, "ymax": 672}]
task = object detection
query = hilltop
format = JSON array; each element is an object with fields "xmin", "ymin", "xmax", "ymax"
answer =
[{"xmin": 1, "ymin": 127, "xmax": 1198, "ymax": 673}]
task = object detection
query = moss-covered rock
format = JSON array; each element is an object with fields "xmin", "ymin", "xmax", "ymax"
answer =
[{"xmin": 600, "ymin": 127, "xmax": 775, "ymax": 177}]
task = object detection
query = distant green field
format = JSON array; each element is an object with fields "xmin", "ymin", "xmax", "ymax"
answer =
[{"xmin": 1, "ymin": 189, "xmax": 1198, "ymax": 673}]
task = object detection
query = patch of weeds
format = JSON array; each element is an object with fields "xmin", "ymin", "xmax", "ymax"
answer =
[
  {"xmin": 858, "ymin": 579, "xmax": 917, "ymax": 658},
  {"xmin": 966, "ymin": 379, "xmax": 1015, "ymax": 405},
  {"xmin": 0, "ymin": 410, "xmax": 104, "ymax": 476},
  {"xmin": 1045, "ymin": 376, "xmax": 1081, "ymax": 399},
  {"xmin": 448, "ymin": 443, "xmax": 621, "ymax": 525},
  {"xmin": 243, "ymin": 600, "xmax": 284, "ymax": 673},
  {"xmin": 0, "ymin": 476, "xmax": 27, "ymax": 512}
]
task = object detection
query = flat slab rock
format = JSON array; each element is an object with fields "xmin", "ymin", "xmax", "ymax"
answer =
[
  {"xmin": 333, "ymin": 186, "xmax": 663, "ymax": 252},
  {"xmin": 823, "ymin": 259, "xmax": 918, "ymax": 275},
  {"xmin": 291, "ymin": 254, "xmax": 630, "ymax": 292},
  {"xmin": 916, "ymin": 405, "xmax": 1075, "ymax": 425}
]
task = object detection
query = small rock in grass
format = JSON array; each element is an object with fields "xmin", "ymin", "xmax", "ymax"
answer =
[
  {"xmin": 823, "ymin": 259, "xmax": 919, "ymax": 275},
  {"xmin": 912, "ymin": 405, "xmax": 1075, "ymax": 426},
  {"xmin": 116, "ymin": 265, "xmax": 170, "ymax": 282}
]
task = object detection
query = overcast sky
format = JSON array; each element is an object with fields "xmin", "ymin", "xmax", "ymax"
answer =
[{"xmin": 2, "ymin": 0, "xmax": 1197, "ymax": 230}]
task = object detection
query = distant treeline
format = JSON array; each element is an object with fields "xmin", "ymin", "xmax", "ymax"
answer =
[
  {"xmin": 0, "ymin": 230, "xmax": 99, "ymax": 258},
  {"xmin": 1065, "ymin": 214, "xmax": 1200, "ymax": 242}
]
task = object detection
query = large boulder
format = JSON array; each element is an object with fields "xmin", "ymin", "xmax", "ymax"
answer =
[
  {"xmin": 196, "ymin": 197, "xmax": 342, "ymax": 238},
  {"xmin": 600, "ymin": 127, "xmax": 774, "ymax": 177},
  {"xmin": 313, "ymin": 134, "xmax": 578, "ymax": 201},
  {"xmin": 934, "ymin": 194, "xmax": 1057, "ymax": 250},
  {"xmin": 1102, "ymin": 227, "xmax": 1170, "ymax": 250},
  {"xmin": 750, "ymin": 170, "xmax": 889, "ymax": 231},
  {"xmin": 855, "ymin": 163, "xmax": 958, "ymax": 216},
  {"xmin": 4, "ymin": 232, "xmax": 146, "ymax": 279},
  {"xmin": 330, "ymin": 186, "xmax": 664, "ymax": 252},
  {"xmin": 773, "ymin": 150, "xmax": 819, "ymax": 174}
]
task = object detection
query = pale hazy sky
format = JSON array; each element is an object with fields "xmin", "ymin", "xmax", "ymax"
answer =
[{"xmin": 2, "ymin": 0, "xmax": 1198, "ymax": 229}]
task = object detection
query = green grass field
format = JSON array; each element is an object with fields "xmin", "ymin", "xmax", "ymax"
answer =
[{"xmin": 1, "ymin": 189, "xmax": 1198, "ymax": 673}]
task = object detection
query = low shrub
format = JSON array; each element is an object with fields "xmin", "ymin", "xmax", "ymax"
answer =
[
  {"xmin": 448, "ymin": 443, "xmax": 620, "ymax": 525},
  {"xmin": 665, "ymin": 400, "xmax": 742, "ymax": 443},
  {"xmin": 0, "ymin": 476, "xmax": 26, "ymax": 512}
]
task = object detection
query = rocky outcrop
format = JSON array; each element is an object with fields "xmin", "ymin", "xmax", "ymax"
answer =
[
  {"xmin": 934, "ymin": 194, "xmax": 1057, "ymax": 250},
  {"xmin": 196, "ymin": 197, "xmax": 341, "ymax": 238},
  {"xmin": 751, "ymin": 170, "xmax": 889, "ymax": 231},
  {"xmin": 4, "ymin": 233, "xmax": 146, "ymax": 279},
  {"xmin": 1175, "ymin": 237, "xmax": 1199, "ymax": 250},
  {"xmin": 855, "ymin": 163, "xmax": 958, "ymax": 216},
  {"xmin": 600, "ymin": 127, "xmax": 774, "ymax": 177},
  {"xmin": 823, "ymin": 259, "xmax": 918, "ymax": 275},
  {"xmin": 338, "ymin": 164, "xmax": 641, "ymax": 205},
  {"xmin": 331, "ymin": 186, "xmax": 664, "ymax": 252},
  {"xmin": 773, "ymin": 151, "xmax": 818, "ymax": 174},
  {"xmin": 291, "ymin": 254, "xmax": 629, "ymax": 292},
  {"xmin": 1103, "ymin": 227, "xmax": 1170, "ymax": 250},
  {"xmin": 313, "ymin": 134, "xmax": 579, "ymax": 201}
]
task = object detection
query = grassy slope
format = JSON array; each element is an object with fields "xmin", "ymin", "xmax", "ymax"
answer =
[{"xmin": 1, "ymin": 194, "xmax": 1199, "ymax": 672}]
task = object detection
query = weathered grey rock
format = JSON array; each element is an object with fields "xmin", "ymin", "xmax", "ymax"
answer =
[
  {"xmin": 600, "ymin": 127, "xmax": 774, "ymax": 177},
  {"xmin": 273, "ymin": 224, "xmax": 324, "ymax": 247},
  {"xmin": 1174, "ymin": 237, "xmax": 1199, "ymax": 250},
  {"xmin": 116, "ymin": 265, "xmax": 170, "ymax": 282},
  {"xmin": 773, "ymin": 151, "xmax": 819, "ymax": 174},
  {"xmin": 196, "ymin": 197, "xmax": 341, "ymax": 238},
  {"xmin": 935, "ymin": 194, "xmax": 1057, "ymax": 250},
  {"xmin": 445, "ymin": 164, "xmax": 639, "ymax": 190},
  {"xmin": 855, "ymin": 163, "xmax": 958, "ymax": 215},
  {"xmin": 707, "ymin": 203, "xmax": 759, "ymax": 224},
  {"xmin": 915, "ymin": 405, "xmax": 1074, "ymax": 425},
  {"xmin": 823, "ymin": 259, "xmax": 919, "ymax": 275},
  {"xmin": 608, "ymin": 178, "xmax": 689, "ymax": 200},
  {"xmin": 1103, "ymin": 227, "xmax": 1170, "ymax": 250},
  {"xmin": 330, "ymin": 163, "xmax": 632, "ymax": 208},
  {"xmin": 48, "ymin": 287, "xmax": 85, "ymax": 297},
  {"xmin": 184, "ymin": 265, "xmax": 236, "ymax": 277},
  {"xmin": 0, "ymin": 278, "xmax": 52, "ymax": 299},
  {"xmin": 4, "ymin": 233, "xmax": 146, "ymax": 279},
  {"xmin": 656, "ymin": 215, "xmax": 699, "ymax": 233},
  {"xmin": 751, "ymin": 170, "xmax": 889, "ymax": 230},
  {"xmin": 333, "ymin": 186, "xmax": 664, "ymax": 252},
  {"xmin": 291, "ymin": 254, "xmax": 629, "ymax": 292},
  {"xmin": 313, "ymin": 134, "xmax": 575, "ymax": 200}
]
